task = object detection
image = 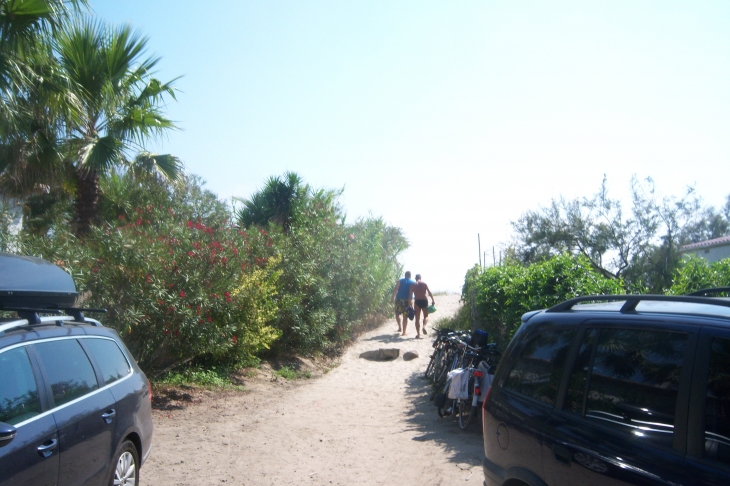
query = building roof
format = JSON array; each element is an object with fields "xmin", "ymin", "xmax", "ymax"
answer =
[{"xmin": 681, "ymin": 235, "xmax": 730, "ymax": 251}]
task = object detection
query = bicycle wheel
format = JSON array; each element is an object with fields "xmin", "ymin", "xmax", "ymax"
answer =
[
  {"xmin": 424, "ymin": 348, "xmax": 439, "ymax": 379},
  {"xmin": 458, "ymin": 397, "xmax": 476, "ymax": 430}
]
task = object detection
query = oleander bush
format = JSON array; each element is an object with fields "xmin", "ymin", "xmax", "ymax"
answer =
[{"xmin": 8, "ymin": 172, "xmax": 407, "ymax": 374}]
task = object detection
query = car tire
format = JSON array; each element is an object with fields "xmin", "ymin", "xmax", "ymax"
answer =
[{"xmin": 108, "ymin": 440, "xmax": 139, "ymax": 486}]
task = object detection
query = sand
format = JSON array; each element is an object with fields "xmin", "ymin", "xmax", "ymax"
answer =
[{"xmin": 143, "ymin": 293, "xmax": 485, "ymax": 485}]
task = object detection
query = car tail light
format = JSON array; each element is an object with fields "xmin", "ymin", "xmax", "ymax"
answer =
[
  {"xmin": 482, "ymin": 387, "xmax": 492, "ymax": 409},
  {"xmin": 473, "ymin": 370, "xmax": 483, "ymax": 378}
]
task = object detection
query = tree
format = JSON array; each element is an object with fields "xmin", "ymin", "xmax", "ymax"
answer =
[
  {"xmin": 235, "ymin": 172, "xmax": 313, "ymax": 231},
  {"xmin": 0, "ymin": 0, "xmax": 85, "ymax": 201},
  {"xmin": 511, "ymin": 176, "xmax": 730, "ymax": 292},
  {"xmin": 54, "ymin": 20, "xmax": 182, "ymax": 235}
]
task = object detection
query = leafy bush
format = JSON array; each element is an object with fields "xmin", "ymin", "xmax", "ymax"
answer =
[
  {"xmin": 459, "ymin": 254, "xmax": 624, "ymax": 350},
  {"xmin": 668, "ymin": 256, "xmax": 730, "ymax": 295},
  {"xmin": 17, "ymin": 177, "xmax": 281, "ymax": 374},
  {"xmin": 239, "ymin": 173, "xmax": 408, "ymax": 356},
  {"xmin": 8, "ymin": 172, "xmax": 407, "ymax": 375}
]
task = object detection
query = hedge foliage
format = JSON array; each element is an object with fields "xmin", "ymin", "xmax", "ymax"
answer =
[
  {"xmin": 456, "ymin": 252, "xmax": 730, "ymax": 352},
  {"xmin": 7, "ymin": 174, "xmax": 407, "ymax": 375},
  {"xmin": 460, "ymin": 254, "xmax": 625, "ymax": 350}
]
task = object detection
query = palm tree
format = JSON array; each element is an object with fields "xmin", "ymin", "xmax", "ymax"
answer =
[
  {"xmin": 0, "ymin": 1, "xmax": 84, "ymax": 195},
  {"xmin": 54, "ymin": 19, "xmax": 182, "ymax": 235},
  {"xmin": 237, "ymin": 172, "xmax": 307, "ymax": 231}
]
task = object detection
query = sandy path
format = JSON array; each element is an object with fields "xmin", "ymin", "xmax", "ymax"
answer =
[{"xmin": 143, "ymin": 294, "xmax": 485, "ymax": 485}]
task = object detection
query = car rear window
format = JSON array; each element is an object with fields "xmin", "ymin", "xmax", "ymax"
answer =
[
  {"xmin": 82, "ymin": 338, "xmax": 131, "ymax": 386},
  {"xmin": 0, "ymin": 347, "xmax": 41, "ymax": 425},
  {"xmin": 503, "ymin": 328, "xmax": 576, "ymax": 406},
  {"xmin": 34, "ymin": 339, "xmax": 98, "ymax": 407}
]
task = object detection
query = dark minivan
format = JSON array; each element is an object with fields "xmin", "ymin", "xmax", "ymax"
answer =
[
  {"xmin": 482, "ymin": 293, "xmax": 730, "ymax": 486},
  {"xmin": 0, "ymin": 253, "xmax": 153, "ymax": 486}
]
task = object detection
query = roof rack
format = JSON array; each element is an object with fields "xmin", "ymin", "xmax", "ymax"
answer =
[
  {"xmin": 546, "ymin": 294, "xmax": 730, "ymax": 314},
  {"xmin": 687, "ymin": 287, "xmax": 730, "ymax": 297},
  {"xmin": 0, "ymin": 315, "xmax": 77, "ymax": 335}
]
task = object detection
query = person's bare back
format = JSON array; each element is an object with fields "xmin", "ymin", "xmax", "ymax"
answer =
[
  {"xmin": 409, "ymin": 274, "xmax": 435, "ymax": 336},
  {"xmin": 412, "ymin": 281, "xmax": 430, "ymax": 299}
]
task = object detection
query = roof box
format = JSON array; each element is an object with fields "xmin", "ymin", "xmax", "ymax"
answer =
[{"xmin": 0, "ymin": 253, "xmax": 78, "ymax": 309}]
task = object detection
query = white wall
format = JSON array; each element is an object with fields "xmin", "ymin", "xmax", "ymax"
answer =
[{"xmin": 683, "ymin": 245, "xmax": 730, "ymax": 264}]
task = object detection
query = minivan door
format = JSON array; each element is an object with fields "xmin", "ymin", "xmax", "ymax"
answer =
[{"xmin": 542, "ymin": 326, "xmax": 692, "ymax": 486}]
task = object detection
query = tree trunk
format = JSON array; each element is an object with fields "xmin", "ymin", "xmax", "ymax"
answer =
[{"xmin": 73, "ymin": 167, "xmax": 100, "ymax": 236}]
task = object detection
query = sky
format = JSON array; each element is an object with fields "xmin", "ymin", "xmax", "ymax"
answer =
[{"xmin": 93, "ymin": 1, "xmax": 730, "ymax": 292}]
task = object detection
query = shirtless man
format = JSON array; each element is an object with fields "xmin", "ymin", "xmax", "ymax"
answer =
[{"xmin": 409, "ymin": 274, "xmax": 435, "ymax": 338}]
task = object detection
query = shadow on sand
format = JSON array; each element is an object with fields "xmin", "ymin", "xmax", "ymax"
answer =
[{"xmin": 401, "ymin": 370, "xmax": 486, "ymax": 469}]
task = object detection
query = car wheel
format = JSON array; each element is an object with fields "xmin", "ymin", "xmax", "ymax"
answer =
[{"xmin": 109, "ymin": 440, "xmax": 139, "ymax": 486}]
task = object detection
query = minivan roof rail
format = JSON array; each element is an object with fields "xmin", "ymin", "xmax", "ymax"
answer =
[
  {"xmin": 687, "ymin": 287, "xmax": 730, "ymax": 297},
  {"xmin": 546, "ymin": 294, "xmax": 730, "ymax": 314}
]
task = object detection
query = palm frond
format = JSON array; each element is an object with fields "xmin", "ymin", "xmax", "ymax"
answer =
[
  {"xmin": 78, "ymin": 134, "xmax": 124, "ymax": 172},
  {"xmin": 129, "ymin": 151, "xmax": 184, "ymax": 184}
]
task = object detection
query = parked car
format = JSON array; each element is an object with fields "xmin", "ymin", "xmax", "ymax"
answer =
[
  {"xmin": 481, "ymin": 292, "xmax": 730, "ymax": 486},
  {"xmin": 0, "ymin": 253, "xmax": 153, "ymax": 486}
]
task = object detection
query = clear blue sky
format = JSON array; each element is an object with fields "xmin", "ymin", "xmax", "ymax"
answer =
[{"xmin": 93, "ymin": 1, "xmax": 730, "ymax": 292}]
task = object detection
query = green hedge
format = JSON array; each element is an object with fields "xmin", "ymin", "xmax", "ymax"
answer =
[
  {"xmin": 461, "ymin": 254, "xmax": 624, "ymax": 350},
  {"xmin": 7, "ymin": 175, "xmax": 406, "ymax": 374}
]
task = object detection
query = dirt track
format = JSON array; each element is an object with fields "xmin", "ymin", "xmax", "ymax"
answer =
[{"xmin": 143, "ymin": 294, "xmax": 485, "ymax": 485}]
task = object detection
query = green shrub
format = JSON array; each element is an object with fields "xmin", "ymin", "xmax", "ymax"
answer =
[
  {"xmin": 458, "ymin": 254, "xmax": 624, "ymax": 350},
  {"xmin": 10, "ymin": 172, "xmax": 407, "ymax": 374},
  {"xmin": 668, "ymin": 256, "xmax": 730, "ymax": 295}
]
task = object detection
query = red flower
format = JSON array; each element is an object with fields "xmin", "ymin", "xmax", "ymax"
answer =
[
  {"xmin": 221, "ymin": 257, "xmax": 228, "ymax": 265},
  {"xmin": 179, "ymin": 291, "xmax": 186, "ymax": 298},
  {"xmin": 188, "ymin": 251, "xmax": 195, "ymax": 257},
  {"xmin": 232, "ymin": 335, "xmax": 238, "ymax": 345},
  {"xmin": 146, "ymin": 275, "xmax": 152, "ymax": 283},
  {"xmin": 92, "ymin": 268, "xmax": 99, "ymax": 273},
  {"xmin": 349, "ymin": 234, "xmax": 355, "ymax": 240},
  {"xmin": 208, "ymin": 316, "xmax": 213, "ymax": 322},
  {"xmin": 187, "ymin": 221, "xmax": 193, "ymax": 228}
]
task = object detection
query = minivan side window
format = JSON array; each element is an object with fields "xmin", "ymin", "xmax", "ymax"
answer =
[
  {"xmin": 705, "ymin": 337, "xmax": 730, "ymax": 465},
  {"xmin": 83, "ymin": 338, "xmax": 131, "ymax": 385},
  {"xmin": 34, "ymin": 339, "xmax": 98, "ymax": 407},
  {"xmin": 503, "ymin": 328, "xmax": 576, "ymax": 406},
  {"xmin": 564, "ymin": 328, "xmax": 598, "ymax": 414},
  {"xmin": 580, "ymin": 329, "xmax": 687, "ymax": 448},
  {"xmin": 0, "ymin": 347, "xmax": 41, "ymax": 425}
]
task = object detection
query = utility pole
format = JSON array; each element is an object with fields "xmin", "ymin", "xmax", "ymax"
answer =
[{"xmin": 478, "ymin": 234, "xmax": 482, "ymax": 267}]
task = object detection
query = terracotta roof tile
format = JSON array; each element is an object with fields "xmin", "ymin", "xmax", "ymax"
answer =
[{"xmin": 681, "ymin": 235, "xmax": 730, "ymax": 251}]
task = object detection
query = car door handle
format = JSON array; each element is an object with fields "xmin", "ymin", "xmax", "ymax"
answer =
[
  {"xmin": 37, "ymin": 438, "xmax": 58, "ymax": 458},
  {"xmin": 552, "ymin": 445, "xmax": 572, "ymax": 466},
  {"xmin": 102, "ymin": 409, "xmax": 116, "ymax": 424}
]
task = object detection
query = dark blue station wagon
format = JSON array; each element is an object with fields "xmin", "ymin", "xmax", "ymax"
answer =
[{"xmin": 0, "ymin": 253, "xmax": 153, "ymax": 486}]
